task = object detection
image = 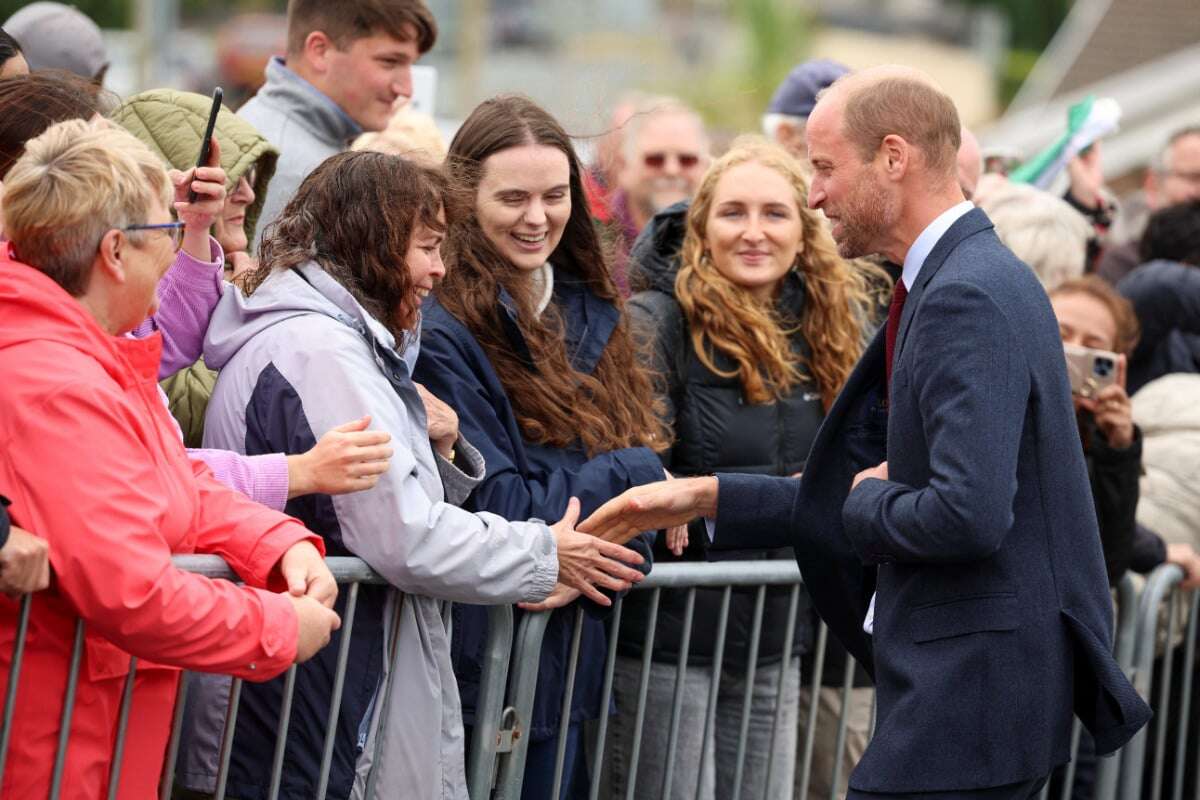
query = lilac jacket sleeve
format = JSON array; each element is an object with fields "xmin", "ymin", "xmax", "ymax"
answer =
[
  {"xmin": 187, "ymin": 449, "xmax": 290, "ymax": 512},
  {"xmin": 131, "ymin": 237, "xmax": 225, "ymax": 379}
]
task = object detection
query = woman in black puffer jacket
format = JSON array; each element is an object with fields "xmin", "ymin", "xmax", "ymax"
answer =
[{"xmin": 603, "ymin": 136, "xmax": 888, "ymax": 800}]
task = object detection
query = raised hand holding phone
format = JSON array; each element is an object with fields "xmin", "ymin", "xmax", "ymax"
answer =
[{"xmin": 170, "ymin": 88, "xmax": 227, "ymax": 261}]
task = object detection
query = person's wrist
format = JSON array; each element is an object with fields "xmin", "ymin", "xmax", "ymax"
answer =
[
  {"xmin": 435, "ymin": 435, "xmax": 456, "ymax": 460},
  {"xmin": 695, "ymin": 476, "xmax": 718, "ymax": 518},
  {"xmin": 285, "ymin": 452, "xmax": 313, "ymax": 498},
  {"xmin": 180, "ymin": 224, "xmax": 212, "ymax": 261}
]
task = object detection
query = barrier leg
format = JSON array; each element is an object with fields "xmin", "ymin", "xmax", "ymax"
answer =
[
  {"xmin": 49, "ymin": 619, "xmax": 86, "ymax": 800},
  {"xmin": 315, "ymin": 580, "xmax": 360, "ymax": 800},
  {"xmin": 266, "ymin": 665, "xmax": 298, "ymax": 800},
  {"xmin": 159, "ymin": 670, "xmax": 191, "ymax": 800},
  {"xmin": 106, "ymin": 657, "xmax": 139, "ymax": 799},
  {"xmin": 763, "ymin": 584, "xmax": 800, "ymax": 800},
  {"xmin": 623, "ymin": 589, "xmax": 661, "ymax": 800},
  {"xmin": 588, "ymin": 598, "xmax": 624, "ymax": 800},
  {"xmin": 694, "ymin": 587, "xmax": 732, "ymax": 800},
  {"xmin": 729, "ymin": 585, "xmax": 766, "ymax": 800},
  {"xmin": 0, "ymin": 595, "xmax": 32, "ymax": 787},
  {"xmin": 551, "ymin": 606, "xmax": 586, "ymax": 800},
  {"xmin": 660, "ymin": 588, "xmax": 696, "ymax": 800},
  {"xmin": 796, "ymin": 623, "xmax": 828, "ymax": 800}
]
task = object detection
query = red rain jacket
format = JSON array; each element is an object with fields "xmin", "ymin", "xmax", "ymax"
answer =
[{"xmin": 0, "ymin": 250, "xmax": 322, "ymax": 798}]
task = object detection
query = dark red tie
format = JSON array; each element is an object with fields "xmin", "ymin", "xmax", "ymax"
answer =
[{"xmin": 885, "ymin": 279, "xmax": 908, "ymax": 394}]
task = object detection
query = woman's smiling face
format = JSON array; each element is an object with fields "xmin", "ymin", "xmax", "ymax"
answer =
[{"xmin": 475, "ymin": 143, "xmax": 571, "ymax": 272}]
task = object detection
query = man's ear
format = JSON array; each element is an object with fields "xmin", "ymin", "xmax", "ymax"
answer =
[
  {"xmin": 93, "ymin": 228, "xmax": 128, "ymax": 286},
  {"xmin": 303, "ymin": 31, "xmax": 336, "ymax": 75},
  {"xmin": 880, "ymin": 134, "xmax": 909, "ymax": 181},
  {"xmin": 1143, "ymin": 168, "xmax": 1160, "ymax": 209}
]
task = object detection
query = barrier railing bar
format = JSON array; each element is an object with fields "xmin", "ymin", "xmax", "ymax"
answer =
[
  {"xmin": 638, "ymin": 561, "xmax": 801, "ymax": 589},
  {"xmin": 623, "ymin": 588, "xmax": 661, "ymax": 800},
  {"xmin": 763, "ymin": 583, "xmax": 801, "ymax": 800},
  {"xmin": 170, "ymin": 555, "xmax": 387, "ymax": 584},
  {"xmin": 266, "ymin": 664, "xmax": 298, "ymax": 800},
  {"xmin": 363, "ymin": 590, "xmax": 406, "ymax": 800},
  {"xmin": 551, "ymin": 606, "xmax": 585, "ymax": 800},
  {"xmin": 1059, "ymin": 718, "xmax": 1082, "ymax": 800},
  {"xmin": 0, "ymin": 594, "xmax": 32, "ymax": 786},
  {"xmin": 213, "ymin": 678, "xmax": 244, "ymax": 800},
  {"xmin": 159, "ymin": 670, "xmax": 190, "ymax": 800},
  {"xmin": 828, "ymin": 649, "xmax": 857, "ymax": 800},
  {"xmin": 693, "ymin": 586, "xmax": 732, "ymax": 800},
  {"xmin": 588, "ymin": 596, "xmax": 624, "ymax": 800},
  {"xmin": 496, "ymin": 609, "xmax": 553, "ymax": 794},
  {"xmin": 49, "ymin": 618, "xmax": 85, "ymax": 800},
  {"xmin": 796, "ymin": 622, "xmax": 829, "ymax": 800},
  {"xmin": 315, "ymin": 580, "xmax": 360, "ymax": 800},
  {"xmin": 660, "ymin": 587, "xmax": 697, "ymax": 800},
  {"xmin": 467, "ymin": 604, "xmax": 515, "ymax": 799},
  {"xmin": 1150, "ymin": 589, "xmax": 1181, "ymax": 800},
  {"xmin": 105, "ymin": 656, "xmax": 139, "ymax": 800},
  {"xmin": 1119, "ymin": 564, "xmax": 1183, "ymax": 800},
  {"xmin": 1170, "ymin": 590, "xmax": 1198, "ymax": 800},
  {"xmin": 729, "ymin": 584, "xmax": 767, "ymax": 800}
]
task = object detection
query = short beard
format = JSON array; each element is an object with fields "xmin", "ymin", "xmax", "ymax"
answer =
[{"xmin": 835, "ymin": 177, "xmax": 899, "ymax": 260}]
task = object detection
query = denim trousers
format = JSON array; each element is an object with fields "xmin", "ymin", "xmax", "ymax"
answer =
[{"xmin": 599, "ymin": 655, "xmax": 801, "ymax": 800}]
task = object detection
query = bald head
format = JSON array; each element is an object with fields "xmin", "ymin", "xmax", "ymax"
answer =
[{"xmin": 814, "ymin": 65, "xmax": 961, "ymax": 180}]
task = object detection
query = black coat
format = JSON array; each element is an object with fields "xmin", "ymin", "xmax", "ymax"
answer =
[
  {"xmin": 1118, "ymin": 259, "xmax": 1200, "ymax": 394},
  {"xmin": 620, "ymin": 205, "xmax": 821, "ymax": 668}
]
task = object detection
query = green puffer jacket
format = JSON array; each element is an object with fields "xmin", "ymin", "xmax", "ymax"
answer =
[{"xmin": 114, "ymin": 90, "xmax": 278, "ymax": 447}]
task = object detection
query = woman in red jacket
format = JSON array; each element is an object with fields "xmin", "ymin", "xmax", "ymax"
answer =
[{"xmin": 0, "ymin": 119, "xmax": 341, "ymax": 798}]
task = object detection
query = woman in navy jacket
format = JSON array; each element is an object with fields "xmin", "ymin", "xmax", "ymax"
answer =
[{"xmin": 414, "ymin": 95, "xmax": 670, "ymax": 798}]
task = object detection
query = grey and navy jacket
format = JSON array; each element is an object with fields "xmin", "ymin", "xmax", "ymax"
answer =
[
  {"xmin": 239, "ymin": 58, "xmax": 362, "ymax": 253},
  {"xmin": 180, "ymin": 262, "xmax": 558, "ymax": 800}
]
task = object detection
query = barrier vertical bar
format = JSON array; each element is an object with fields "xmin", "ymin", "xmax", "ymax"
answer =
[
  {"xmin": 588, "ymin": 597, "xmax": 624, "ymax": 800},
  {"xmin": 1059, "ymin": 718, "xmax": 1082, "ymax": 800},
  {"xmin": 363, "ymin": 591, "xmax": 405, "ymax": 800},
  {"xmin": 660, "ymin": 587, "xmax": 697, "ymax": 800},
  {"xmin": 159, "ymin": 671, "xmax": 191, "ymax": 800},
  {"xmin": 468, "ymin": 604, "xmax": 515, "ymax": 799},
  {"xmin": 0, "ymin": 594, "xmax": 32, "ymax": 786},
  {"xmin": 1168, "ymin": 590, "xmax": 1198, "ymax": 800},
  {"xmin": 213, "ymin": 678, "xmax": 244, "ymax": 800},
  {"xmin": 1150, "ymin": 590, "xmax": 1181, "ymax": 800},
  {"xmin": 763, "ymin": 584, "xmax": 801, "ymax": 800},
  {"xmin": 693, "ymin": 586, "xmax": 732, "ymax": 800},
  {"xmin": 315, "ymin": 580, "xmax": 360, "ymax": 800},
  {"xmin": 551, "ymin": 606, "xmax": 585, "ymax": 800},
  {"xmin": 496, "ymin": 610, "xmax": 554, "ymax": 796},
  {"xmin": 730, "ymin": 585, "xmax": 767, "ymax": 800},
  {"xmin": 827, "ymin": 652, "xmax": 856, "ymax": 800},
  {"xmin": 106, "ymin": 657, "xmax": 139, "ymax": 799},
  {"xmin": 266, "ymin": 665, "xmax": 298, "ymax": 800},
  {"xmin": 796, "ymin": 623, "xmax": 829, "ymax": 800},
  {"xmin": 49, "ymin": 618, "xmax": 86, "ymax": 800},
  {"xmin": 623, "ymin": 588, "xmax": 661, "ymax": 800}
]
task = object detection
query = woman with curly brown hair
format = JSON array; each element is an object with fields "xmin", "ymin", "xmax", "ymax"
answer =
[
  {"xmin": 608, "ymin": 135, "xmax": 887, "ymax": 800},
  {"xmin": 413, "ymin": 94, "xmax": 673, "ymax": 798}
]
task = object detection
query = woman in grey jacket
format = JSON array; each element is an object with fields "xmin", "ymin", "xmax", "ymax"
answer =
[{"xmin": 181, "ymin": 151, "xmax": 647, "ymax": 800}]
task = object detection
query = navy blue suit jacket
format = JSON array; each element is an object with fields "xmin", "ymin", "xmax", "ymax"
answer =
[{"xmin": 712, "ymin": 209, "xmax": 1150, "ymax": 793}]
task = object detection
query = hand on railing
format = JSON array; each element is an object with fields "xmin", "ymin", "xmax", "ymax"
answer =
[
  {"xmin": 279, "ymin": 540, "xmax": 338, "ymax": 608},
  {"xmin": 518, "ymin": 582, "xmax": 581, "ymax": 612},
  {"xmin": 1165, "ymin": 543, "xmax": 1200, "ymax": 589},
  {"xmin": 551, "ymin": 497, "xmax": 646, "ymax": 607},
  {"xmin": 289, "ymin": 594, "xmax": 341, "ymax": 663},
  {"xmin": 0, "ymin": 524, "xmax": 50, "ymax": 598}
]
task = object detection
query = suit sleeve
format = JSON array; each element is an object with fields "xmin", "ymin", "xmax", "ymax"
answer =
[
  {"xmin": 274, "ymin": 335, "xmax": 559, "ymax": 605},
  {"xmin": 6, "ymin": 382, "xmax": 301, "ymax": 679},
  {"xmin": 843, "ymin": 281, "xmax": 1030, "ymax": 564}
]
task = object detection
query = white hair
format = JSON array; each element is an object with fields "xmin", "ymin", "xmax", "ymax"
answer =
[
  {"xmin": 977, "ymin": 177, "xmax": 1092, "ymax": 290},
  {"xmin": 762, "ymin": 112, "xmax": 806, "ymax": 141}
]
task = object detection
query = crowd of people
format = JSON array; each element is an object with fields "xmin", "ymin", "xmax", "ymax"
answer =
[{"xmin": 0, "ymin": 1, "xmax": 1198, "ymax": 799}]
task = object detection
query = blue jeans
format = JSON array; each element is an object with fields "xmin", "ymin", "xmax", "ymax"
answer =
[{"xmin": 521, "ymin": 720, "xmax": 584, "ymax": 800}]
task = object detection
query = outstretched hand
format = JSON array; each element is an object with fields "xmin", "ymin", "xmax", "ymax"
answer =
[
  {"xmin": 551, "ymin": 497, "xmax": 647, "ymax": 607},
  {"xmin": 578, "ymin": 477, "xmax": 718, "ymax": 545}
]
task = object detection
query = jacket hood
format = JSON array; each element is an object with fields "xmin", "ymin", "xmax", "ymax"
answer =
[
  {"xmin": 204, "ymin": 260, "xmax": 419, "ymax": 372},
  {"xmin": 0, "ymin": 247, "xmax": 162, "ymax": 388},
  {"xmin": 113, "ymin": 89, "xmax": 279, "ymax": 245},
  {"xmin": 628, "ymin": 199, "xmax": 690, "ymax": 295}
]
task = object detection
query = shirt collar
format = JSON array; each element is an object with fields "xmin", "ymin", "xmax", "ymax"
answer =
[
  {"xmin": 901, "ymin": 200, "xmax": 974, "ymax": 290},
  {"xmin": 263, "ymin": 57, "xmax": 363, "ymax": 145}
]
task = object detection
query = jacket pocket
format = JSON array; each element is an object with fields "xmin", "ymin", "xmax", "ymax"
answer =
[{"xmin": 910, "ymin": 592, "xmax": 1018, "ymax": 643}]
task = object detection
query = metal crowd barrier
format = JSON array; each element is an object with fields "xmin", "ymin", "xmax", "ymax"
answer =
[{"xmin": 0, "ymin": 554, "xmax": 1157, "ymax": 800}]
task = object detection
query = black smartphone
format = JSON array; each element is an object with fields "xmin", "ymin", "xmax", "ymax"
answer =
[{"xmin": 187, "ymin": 87, "xmax": 223, "ymax": 203}]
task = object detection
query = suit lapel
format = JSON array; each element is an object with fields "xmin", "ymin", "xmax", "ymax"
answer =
[{"xmin": 893, "ymin": 208, "xmax": 994, "ymax": 366}]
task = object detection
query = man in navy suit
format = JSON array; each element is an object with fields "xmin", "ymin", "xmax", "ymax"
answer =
[{"xmin": 581, "ymin": 66, "xmax": 1150, "ymax": 798}]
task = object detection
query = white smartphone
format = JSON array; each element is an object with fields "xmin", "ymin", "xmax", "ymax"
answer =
[{"xmin": 1063, "ymin": 343, "xmax": 1119, "ymax": 398}]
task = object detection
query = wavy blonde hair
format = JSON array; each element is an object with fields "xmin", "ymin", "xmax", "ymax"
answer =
[{"xmin": 676, "ymin": 135, "xmax": 886, "ymax": 408}]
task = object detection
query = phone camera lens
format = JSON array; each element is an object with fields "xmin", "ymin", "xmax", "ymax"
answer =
[{"xmin": 1094, "ymin": 358, "xmax": 1113, "ymax": 377}]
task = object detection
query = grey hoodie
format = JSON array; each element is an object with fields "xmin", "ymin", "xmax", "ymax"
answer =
[{"xmin": 185, "ymin": 263, "xmax": 557, "ymax": 800}]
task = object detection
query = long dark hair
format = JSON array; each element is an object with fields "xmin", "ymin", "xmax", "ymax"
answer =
[
  {"xmin": 0, "ymin": 69, "xmax": 113, "ymax": 179},
  {"xmin": 437, "ymin": 94, "xmax": 668, "ymax": 455},
  {"xmin": 248, "ymin": 150, "xmax": 447, "ymax": 335}
]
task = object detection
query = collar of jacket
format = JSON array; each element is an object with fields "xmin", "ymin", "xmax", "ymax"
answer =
[
  {"xmin": 495, "ymin": 266, "xmax": 620, "ymax": 375},
  {"xmin": 0, "ymin": 247, "xmax": 163, "ymax": 390},
  {"xmin": 258, "ymin": 57, "xmax": 364, "ymax": 148}
]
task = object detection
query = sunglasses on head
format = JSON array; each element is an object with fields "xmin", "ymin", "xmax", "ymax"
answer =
[{"xmin": 643, "ymin": 152, "xmax": 701, "ymax": 169}]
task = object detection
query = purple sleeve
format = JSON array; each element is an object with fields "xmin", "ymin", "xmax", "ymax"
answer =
[
  {"xmin": 131, "ymin": 237, "xmax": 225, "ymax": 379},
  {"xmin": 186, "ymin": 449, "xmax": 290, "ymax": 512}
]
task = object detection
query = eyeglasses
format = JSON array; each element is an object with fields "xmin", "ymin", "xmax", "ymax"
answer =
[
  {"xmin": 643, "ymin": 152, "xmax": 702, "ymax": 170},
  {"xmin": 123, "ymin": 221, "xmax": 185, "ymax": 252}
]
